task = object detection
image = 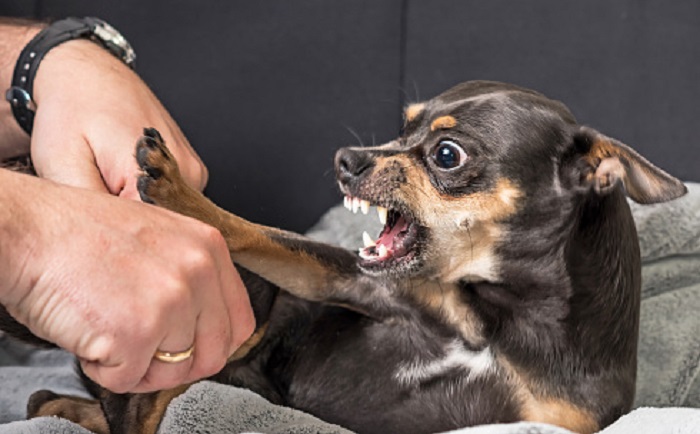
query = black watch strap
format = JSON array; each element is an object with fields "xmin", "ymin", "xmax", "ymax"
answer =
[{"xmin": 5, "ymin": 17, "xmax": 136, "ymax": 135}]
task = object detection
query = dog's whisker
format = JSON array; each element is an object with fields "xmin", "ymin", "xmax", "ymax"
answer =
[{"xmin": 344, "ymin": 125, "xmax": 366, "ymax": 148}]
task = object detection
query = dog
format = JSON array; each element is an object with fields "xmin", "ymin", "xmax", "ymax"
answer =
[{"xmin": 3, "ymin": 80, "xmax": 687, "ymax": 434}]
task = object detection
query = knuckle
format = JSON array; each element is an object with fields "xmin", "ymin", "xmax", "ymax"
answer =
[
  {"xmin": 82, "ymin": 364, "xmax": 131, "ymax": 394},
  {"xmin": 156, "ymin": 275, "xmax": 193, "ymax": 312},
  {"xmin": 199, "ymin": 224, "xmax": 227, "ymax": 250},
  {"xmin": 136, "ymin": 313, "xmax": 162, "ymax": 340},
  {"xmin": 198, "ymin": 163, "xmax": 209, "ymax": 190},
  {"xmin": 183, "ymin": 158, "xmax": 207, "ymax": 188},
  {"xmin": 82, "ymin": 334, "xmax": 117, "ymax": 362},
  {"xmin": 183, "ymin": 244, "xmax": 216, "ymax": 276}
]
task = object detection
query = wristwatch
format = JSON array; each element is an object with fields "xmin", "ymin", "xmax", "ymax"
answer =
[{"xmin": 5, "ymin": 17, "xmax": 136, "ymax": 135}]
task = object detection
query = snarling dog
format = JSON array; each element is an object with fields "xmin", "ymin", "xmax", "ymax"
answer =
[{"xmin": 14, "ymin": 81, "xmax": 688, "ymax": 434}]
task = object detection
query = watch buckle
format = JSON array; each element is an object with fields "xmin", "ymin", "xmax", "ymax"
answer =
[{"xmin": 5, "ymin": 86, "xmax": 36, "ymax": 112}]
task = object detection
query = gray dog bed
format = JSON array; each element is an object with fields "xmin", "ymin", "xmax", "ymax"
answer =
[{"xmin": 1, "ymin": 184, "xmax": 699, "ymax": 434}]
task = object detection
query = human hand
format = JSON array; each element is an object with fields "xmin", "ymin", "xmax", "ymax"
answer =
[
  {"xmin": 30, "ymin": 38, "xmax": 207, "ymax": 198},
  {"xmin": 0, "ymin": 170, "xmax": 255, "ymax": 393}
]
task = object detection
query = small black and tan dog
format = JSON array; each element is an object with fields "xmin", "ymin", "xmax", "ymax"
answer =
[{"xmin": 5, "ymin": 81, "xmax": 688, "ymax": 434}]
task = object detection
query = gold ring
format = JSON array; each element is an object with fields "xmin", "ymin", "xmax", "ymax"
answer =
[{"xmin": 153, "ymin": 345, "xmax": 195, "ymax": 363}]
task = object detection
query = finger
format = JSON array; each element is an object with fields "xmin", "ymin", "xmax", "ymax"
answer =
[
  {"xmin": 218, "ymin": 255, "xmax": 255, "ymax": 357},
  {"xmin": 130, "ymin": 329, "xmax": 197, "ymax": 393},
  {"xmin": 160, "ymin": 114, "xmax": 208, "ymax": 191},
  {"xmin": 182, "ymin": 305, "xmax": 231, "ymax": 384},
  {"xmin": 132, "ymin": 290, "xmax": 232, "ymax": 392},
  {"xmin": 87, "ymin": 119, "xmax": 197, "ymax": 199},
  {"xmin": 30, "ymin": 127, "xmax": 110, "ymax": 193},
  {"xmin": 83, "ymin": 120, "xmax": 145, "ymax": 197},
  {"xmin": 80, "ymin": 348, "xmax": 152, "ymax": 394},
  {"xmin": 185, "ymin": 261, "xmax": 236, "ymax": 383},
  {"xmin": 128, "ymin": 274, "xmax": 203, "ymax": 392},
  {"xmin": 143, "ymin": 89, "xmax": 207, "ymax": 191}
]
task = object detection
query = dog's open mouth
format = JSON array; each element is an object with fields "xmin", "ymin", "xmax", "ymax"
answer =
[{"xmin": 343, "ymin": 196, "xmax": 421, "ymax": 269}]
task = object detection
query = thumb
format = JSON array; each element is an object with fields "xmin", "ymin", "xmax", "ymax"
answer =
[{"xmin": 30, "ymin": 127, "xmax": 110, "ymax": 194}]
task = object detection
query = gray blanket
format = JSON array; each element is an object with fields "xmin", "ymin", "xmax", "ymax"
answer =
[{"xmin": 1, "ymin": 183, "xmax": 699, "ymax": 433}]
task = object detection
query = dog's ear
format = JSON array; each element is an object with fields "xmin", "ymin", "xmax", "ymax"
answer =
[{"xmin": 567, "ymin": 126, "xmax": 687, "ymax": 204}]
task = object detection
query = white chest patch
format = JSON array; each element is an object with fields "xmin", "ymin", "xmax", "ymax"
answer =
[{"xmin": 394, "ymin": 340, "xmax": 495, "ymax": 386}]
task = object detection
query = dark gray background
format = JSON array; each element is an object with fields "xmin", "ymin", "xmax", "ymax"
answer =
[{"xmin": 2, "ymin": 1, "xmax": 698, "ymax": 232}]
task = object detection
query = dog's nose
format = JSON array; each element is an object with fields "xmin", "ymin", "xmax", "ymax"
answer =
[{"xmin": 335, "ymin": 148, "xmax": 375, "ymax": 184}]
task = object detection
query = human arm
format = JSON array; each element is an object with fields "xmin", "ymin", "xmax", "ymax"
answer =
[
  {"xmin": 0, "ymin": 168, "xmax": 255, "ymax": 393},
  {"xmin": 0, "ymin": 18, "xmax": 207, "ymax": 197},
  {"xmin": 0, "ymin": 18, "xmax": 255, "ymax": 393}
]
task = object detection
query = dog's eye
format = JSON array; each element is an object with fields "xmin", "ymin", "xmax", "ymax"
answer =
[{"xmin": 432, "ymin": 140, "xmax": 467, "ymax": 169}]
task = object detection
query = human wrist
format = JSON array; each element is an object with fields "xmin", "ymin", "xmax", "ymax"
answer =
[
  {"xmin": 0, "ymin": 20, "xmax": 44, "ymax": 158},
  {"xmin": 7, "ymin": 17, "xmax": 136, "ymax": 138},
  {"xmin": 32, "ymin": 38, "xmax": 124, "ymax": 107}
]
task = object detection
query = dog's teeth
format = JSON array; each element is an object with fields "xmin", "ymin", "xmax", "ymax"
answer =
[
  {"xmin": 377, "ymin": 206, "xmax": 388, "ymax": 225},
  {"xmin": 362, "ymin": 231, "xmax": 376, "ymax": 248},
  {"xmin": 358, "ymin": 248, "xmax": 373, "ymax": 260},
  {"xmin": 378, "ymin": 244, "xmax": 389, "ymax": 258},
  {"xmin": 360, "ymin": 200, "xmax": 370, "ymax": 215},
  {"xmin": 344, "ymin": 196, "xmax": 352, "ymax": 211},
  {"xmin": 352, "ymin": 197, "xmax": 360, "ymax": 213}
]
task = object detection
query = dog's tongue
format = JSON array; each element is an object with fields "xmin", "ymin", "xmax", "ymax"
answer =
[
  {"xmin": 358, "ymin": 213, "xmax": 415, "ymax": 261},
  {"xmin": 377, "ymin": 215, "xmax": 410, "ymax": 252}
]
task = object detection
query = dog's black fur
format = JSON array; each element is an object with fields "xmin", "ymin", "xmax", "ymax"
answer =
[{"xmin": 1, "ymin": 81, "xmax": 687, "ymax": 434}]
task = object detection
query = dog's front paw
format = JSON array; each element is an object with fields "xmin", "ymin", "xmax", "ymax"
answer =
[{"xmin": 136, "ymin": 127, "xmax": 183, "ymax": 205}]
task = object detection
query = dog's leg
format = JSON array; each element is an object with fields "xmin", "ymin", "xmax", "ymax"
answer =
[
  {"xmin": 28, "ymin": 390, "xmax": 110, "ymax": 434},
  {"xmin": 135, "ymin": 129, "xmax": 397, "ymax": 317},
  {"xmin": 27, "ymin": 385, "xmax": 190, "ymax": 434}
]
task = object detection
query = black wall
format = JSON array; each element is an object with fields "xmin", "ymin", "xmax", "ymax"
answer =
[{"xmin": 2, "ymin": 1, "xmax": 698, "ymax": 232}]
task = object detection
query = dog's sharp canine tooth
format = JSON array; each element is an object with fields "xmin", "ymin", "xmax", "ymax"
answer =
[
  {"xmin": 362, "ymin": 231, "xmax": 376, "ymax": 248},
  {"xmin": 360, "ymin": 200, "xmax": 370, "ymax": 215},
  {"xmin": 377, "ymin": 206, "xmax": 388, "ymax": 225},
  {"xmin": 344, "ymin": 196, "xmax": 352, "ymax": 211},
  {"xmin": 352, "ymin": 197, "xmax": 360, "ymax": 213},
  {"xmin": 378, "ymin": 244, "xmax": 389, "ymax": 258}
]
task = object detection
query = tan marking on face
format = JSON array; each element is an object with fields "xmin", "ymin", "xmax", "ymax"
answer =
[
  {"xmin": 407, "ymin": 281, "xmax": 485, "ymax": 345},
  {"xmin": 498, "ymin": 357, "xmax": 599, "ymax": 434},
  {"xmin": 389, "ymin": 157, "xmax": 522, "ymax": 282},
  {"xmin": 404, "ymin": 103, "xmax": 426, "ymax": 122},
  {"xmin": 430, "ymin": 115, "xmax": 457, "ymax": 132}
]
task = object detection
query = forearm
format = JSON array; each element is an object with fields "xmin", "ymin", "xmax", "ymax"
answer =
[
  {"xmin": 0, "ymin": 168, "xmax": 40, "ymax": 304},
  {"xmin": 0, "ymin": 19, "xmax": 45, "ymax": 159}
]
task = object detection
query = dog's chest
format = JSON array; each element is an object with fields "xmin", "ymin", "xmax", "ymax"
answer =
[{"xmin": 281, "ymin": 308, "xmax": 516, "ymax": 433}]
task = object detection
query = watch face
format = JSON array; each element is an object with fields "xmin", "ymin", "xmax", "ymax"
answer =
[{"xmin": 92, "ymin": 21, "xmax": 137, "ymax": 67}]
